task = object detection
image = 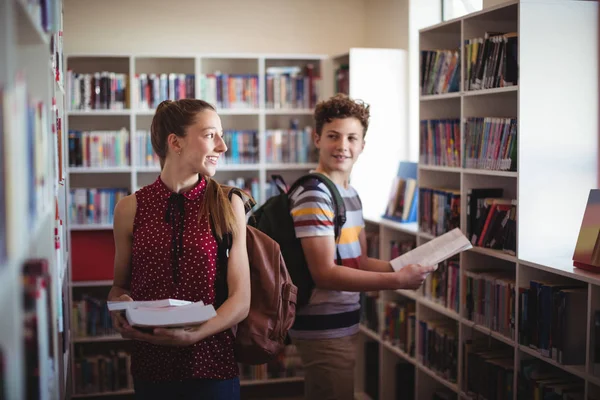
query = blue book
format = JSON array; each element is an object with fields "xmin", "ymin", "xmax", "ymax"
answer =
[{"xmin": 382, "ymin": 161, "xmax": 418, "ymax": 223}]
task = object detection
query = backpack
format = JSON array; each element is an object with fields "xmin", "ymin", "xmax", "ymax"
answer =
[
  {"xmin": 213, "ymin": 187, "xmax": 298, "ymax": 365},
  {"xmin": 249, "ymin": 172, "xmax": 346, "ymax": 308}
]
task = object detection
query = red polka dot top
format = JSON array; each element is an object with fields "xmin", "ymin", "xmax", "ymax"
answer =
[{"xmin": 129, "ymin": 176, "xmax": 238, "ymax": 382}]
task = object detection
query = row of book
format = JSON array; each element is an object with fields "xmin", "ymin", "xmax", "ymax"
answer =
[
  {"xmin": 238, "ymin": 345, "xmax": 303, "ymax": 381},
  {"xmin": 419, "ymin": 119, "xmax": 461, "ymax": 167},
  {"xmin": 420, "ymin": 49, "xmax": 460, "ymax": 95},
  {"xmin": 68, "ymin": 129, "xmax": 130, "ymax": 168},
  {"xmin": 199, "ymin": 74, "xmax": 259, "ymax": 109},
  {"xmin": 463, "ymin": 339, "xmax": 514, "ymax": 400},
  {"xmin": 67, "ymin": 71, "xmax": 128, "ymax": 111},
  {"xmin": 424, "ymin": 258, "xmax": 460, "ymax": 314},
  {"xmin": 221, "ymin": 130, "xmax": 259, "ymax": 165},
  {"xmin": 381, "ymin": 300, "xmax": 417, "ymax": 357},
  {"xmin": 265, "ymin": 65, "xmax": 320, "ymax": 109},
  {"xmin": 466, "ymin": 188, "xmax": 517, "ymax": 255},
  {"xmin": 417, "ymin": 319, "xmax": 459, "ymax": 383},
  {"xmin": 419, "ymin": 187, "xmax": 460, "ymax": 237},
  {"xmin": 518, "ymin": 359, "xmax": 584, "ymax": 400},
  {"xmin": 464, "ymin": 269, "xmax": 516, "ymax": 339},
  {"xmin": 132, "ymin": 73, "xmax": 195, "ymax": 109},
  {"xmin": 464, "ymin": 117, "xmax": 517, "ymax": 171},
  {"xmin": 69, "ymin": 188, "xmax": 128, "ymax": 226},
  {"xmin": 265, "ymin": 127, "xmax": 317, "ymax": 164},
  {"xmin": 73, "ymin": 351, "xmax": 133, "ymax": 395},
  {"xmin": 464, "ymin": 32, "xmax": 518, "ymax": 91},
  {"xmin": 71, "ymin": 296, "xmax": 115, "ymax": 338},
  {"xmin": 519, "ymin": 281, "xmax": 588, "ymax": 365}
]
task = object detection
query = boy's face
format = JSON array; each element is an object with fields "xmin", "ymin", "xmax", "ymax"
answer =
[{"xmin": 314, "ymin": 117, "xmax": 365, "ymax": 175}]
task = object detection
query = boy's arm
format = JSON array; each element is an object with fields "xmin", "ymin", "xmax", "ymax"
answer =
[
  {"xmin": 357, "ymin": 229, "xmax": 394, "ymax": 272},
  {"xmin": 301, "ymin": 235, "xmax": 403, "ymax": 292}
]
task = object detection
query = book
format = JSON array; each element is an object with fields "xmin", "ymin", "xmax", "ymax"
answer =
[
  {"xmin": 573, "ymin": 189, "xmax": 600, "ymax": 271},
  {"xmin": 390, "ymin": 228, "xmax": 472, "ymax": 272},
  {"xmin": 125, "ymin": 301, "xmax": 216, "ymax": 328},
  {"xmin": 107, "ymin": 298, "xmax": 193, "ymax": 311}
]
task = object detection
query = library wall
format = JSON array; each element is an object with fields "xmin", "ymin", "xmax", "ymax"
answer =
[
  {"xmin": 64, "ymin": 0, "xmax": 369, "ymax": 55},
  {"xmin": 365, "ymin": 0, "xmax": 410, "ymax": 50}
]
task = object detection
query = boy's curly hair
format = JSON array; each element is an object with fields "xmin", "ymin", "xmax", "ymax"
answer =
[{"xmin": 314, "ymin": 93, "xmax": 371, "ymax": 138}]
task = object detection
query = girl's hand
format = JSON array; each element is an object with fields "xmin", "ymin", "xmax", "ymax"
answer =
[
  {"xmin": 126, "ymin": 326, "xmax": 203, "ymax": 347},
  {"xmin": 109, "ymin": 294, "xmax": 137, "ymax": 339}
]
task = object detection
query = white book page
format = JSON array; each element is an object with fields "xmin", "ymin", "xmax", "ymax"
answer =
[
  {"xmin": 390, "ymin": 228, "xmax": 472, "ymax": 272},
  {"xmin": 107, "ymin": 298, "xmax": 194, "ymax": 311},
  {"xmin": 126, "ymin": 302, "xmax": 216, "ymax": 327}
]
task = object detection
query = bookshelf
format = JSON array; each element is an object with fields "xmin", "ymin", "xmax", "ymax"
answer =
[
  {"xmin": 0, "ymin": 0, "xmax": 69, "ymax": 399},
  {"xmin": 65, "ymin": 53, "xmax": 322, "ymax": 396},
  {"xmin": 356, "ymin": 1, "xmax": 600, "ymax": 400}
]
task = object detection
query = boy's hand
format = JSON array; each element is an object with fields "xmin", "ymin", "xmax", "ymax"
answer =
[{"xmin": 394, "ymin": 264, "xmax": 437, "ymax": 290}]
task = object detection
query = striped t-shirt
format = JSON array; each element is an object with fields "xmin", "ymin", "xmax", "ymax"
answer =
[{"xmin": 288, "ymin": 177, "xmax": 364, "ymax": 340}]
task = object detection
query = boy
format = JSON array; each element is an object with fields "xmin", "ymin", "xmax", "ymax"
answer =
[{"xmin": 288, "ymin": 94, "xmax": 434, "ymax": 400}]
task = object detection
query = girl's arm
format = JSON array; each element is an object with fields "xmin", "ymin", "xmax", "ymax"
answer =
[{"xmin": 108, "ymin": 195, "xmax": 136, "ymax": 334}]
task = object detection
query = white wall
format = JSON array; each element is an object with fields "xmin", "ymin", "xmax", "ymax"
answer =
[
  {"xmin": 364, "ymin": 0, "xmax": 410, "ymax": 49},
  {"xmin": 64, "ymin": 0, "xmax": 370, "ymax": 55}
]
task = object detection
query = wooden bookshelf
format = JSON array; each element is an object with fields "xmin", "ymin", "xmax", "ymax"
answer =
[
  {"xmin": 355, "ymin": 1, "xmax": 600, "ymax": 399},
  {"xmin": 0, "ymin": 0, "xmax": 69, "ymax": 399}
]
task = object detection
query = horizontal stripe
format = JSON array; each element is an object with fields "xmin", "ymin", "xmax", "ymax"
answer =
[
  {"xmin": 292, "ymin": 309, "xmax": 361, "ymax": 331},
  {"xmin": 291, "ymin": 207, "xmax": 334, "ymax": 218},
  {"xmin": 339, "ymin": 256, "xmax": 360, "ymax": 269},
  {"xmin": 294, "ymin": 219, "xmax": 334, "ymax": 228},
  {"xmin": 338, "ymin": 225, "xmax": 362, "ymax": 245},
  {"xmin": 293, "ymin": 196, "xmax": 331, "ymax": 208}
]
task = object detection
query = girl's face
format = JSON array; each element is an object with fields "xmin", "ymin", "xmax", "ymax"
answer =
[
  {"xmin": 174, "ymin": 109, "xmax": 227, "ymax": 177},
  {"xmin": 315, "ymin": 117, "xmax": 365, "ymax": 175}
]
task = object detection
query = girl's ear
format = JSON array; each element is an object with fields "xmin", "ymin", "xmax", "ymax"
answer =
[{"xmin": 167, "ymin": 133, "xmax": 183, "ymax": 155}]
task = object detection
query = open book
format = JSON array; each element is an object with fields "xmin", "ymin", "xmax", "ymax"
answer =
[
  {"xmin": 390, "ymin": 228, "xmax": 472, "ymax": 272},
  {"xmin": 125, "ymin": 301, "xmax": 217, "ymax": 328},
  {"xmin": 107, "ymin": 298, "xmax": 192, "ymax": 311}
]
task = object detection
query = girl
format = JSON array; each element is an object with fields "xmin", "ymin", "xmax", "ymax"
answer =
[{"xmin": 108, "ymin": 99, "xmax": 250, "ymax": 400}]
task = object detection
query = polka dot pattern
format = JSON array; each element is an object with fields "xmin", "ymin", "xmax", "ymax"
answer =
[{"xmin": 129, "ymin": 176, "xmax": 238, "ymax": 382}]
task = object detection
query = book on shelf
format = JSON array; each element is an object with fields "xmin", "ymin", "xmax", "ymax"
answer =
[
  {"xmin": 572, "ymin": 189, "xmax": 600, "ymax": 272},
  {"xmin": 265, "ymin": 64, "xmax": 319, "ymax": 109},
  {"xmin": 463, "ymin": 117, "xmax": 517, "ymax": 171},
  {"xmin": 124, "ymin": 301, "xmax": 216, "ymax": 328},
  {"xmin": 383, "ymin": 161, "xmax": 418, "ymax": 223},
  {"xmin": 419, "ymin": 187, "xmax": 460, "ymax": 236},
  {"xmin": 132, "ymin": 73, "xmax": 196, "ymax": 110},
  {"xmin": 420, "ymin": 49, "xmax": 460, "ymax": 95},
  {"xmin": 464, "ymin": 32, "xmax": 518, "ymax": 91},
  {"xmin": 390, "ymin": 228, "xmax": 472, "ymax": 272},
  {"xmin": 518, "ymin": 282, "xmax": 586, "ymax": 365},
  {"xmin": 466, "ymin": 188, "xmax": 517, "ymax": 255},
  {"xmin": 66, "ymin": 71, "xmax": 127, "ymax": 111},
  {"xmin": 199, "ymin": 73, "xmax": 259, "ymax": 109},
  {"xmin": 419, "ymin": 119, "xmax": 460, "ymax": 167}
]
